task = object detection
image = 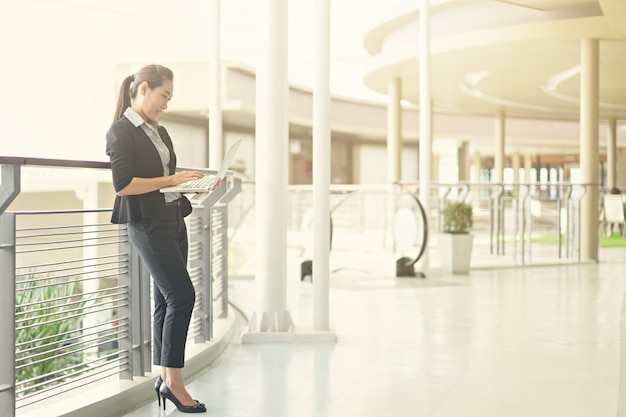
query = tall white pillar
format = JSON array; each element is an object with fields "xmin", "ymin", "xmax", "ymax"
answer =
[
  {"xmin": 312, "ymin": 0, "xmax": 334, "ymax": 337},
  {"xmin": 473, "ymin": 150, "xmax": 481, "ymax": 182},
  {"xmin": 352, "ymin": 144, "xmax": 361, "ymax": 183},
  {"xmin": 209, "ymin": 0, "xmax": 223, "ymax": 166},
  {"xmin": 579, "ymin": 39, "xmax": 599, "ymax": 262},
  {"xmin": 246, "ymin": 0, "xmax": 292, "ymax": 338},
  {"xmin": 607, "ymin": 117, "xmax": 617, "ymax": 190},
  {"xmin": 472, "ymin": 150, "xmax": 481, "ymax": 208},
  {"xmin": 243, "ymin": 0, "xmax": 334, "ymax": 343},
  {"xmin": 387, "ymin": 78, "xmax": 402, "ymax": 183},
  {"xmin": 419, "ymin": 0, "xmax": 432, "ymax": 272},
  {"xmin": 458, "ymin": 141, "xmax": 469, "ymax": 182},
  {"xmin": 619, "ymin": 148, "xmax": 626, "ymax": 188},
  {"xmin": 494, "ymin": 111, "xmax": 505, "ymax": 183},
  {"xmin": 512, "ymin": 150, "xmax": 521, "ymax": 184},
  {"xmin": 524, "ymin": 153, "xmax": 532, "ymax": 183}
]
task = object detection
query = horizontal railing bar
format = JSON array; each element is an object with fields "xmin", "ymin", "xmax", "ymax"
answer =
[
  {"xmin": 14, "ymin": 209, "xmax": 114, "ymax": 216},
  {"xmin": 16, "ymin": 231, "xmax": 122, "ymax": 241},
  {"xmin": 16, "ymin": 271, "xmax": 127, "ymax": 288},
  {"xmin": 16, "ymin": 233, "xmax": 126, "ymax": 247},
  {"xmin": 16, "ymin": 323, "xmax": 127, "ymax": 354},
  {"xmin": 16, "ymin": 262, "xmax": 127, "ymax": 281},
  {"xmin": 16, "ymin": 330, "xmax": 125, "ymax": 362},
  {"xmin": 16, "ymin": 221, "xmax": 120, "ymax": 229},
  {"xmin": 15, "ymin": 254, "xmax": 128, "ymax": 273},
  {"xmin": 16, "ymin": 221, "xmax": 120, "ymax": 230},
  {"xmin": 16, "ymin": 272, "xmax": 128, "ymax": 290},
  {"xmin": 16, "ymin": 330, "xmax": 125, "ymax": 365},
  {"xmin": 16, "ymin": 317, "xmax": 128, "ymax": 349},
  {"xmin": 16, "ymin": 240, "xmax": 128, "ymax": 253},
  {"xmin": 16, "ymin": 353, "xmax": 127, "ymax": 395},
  {"xmin": 15, "ymin": 270, "xmax": 128, "ymax": 291},
  {"xmin": 15, "ymin": 339, "xmax": 126, "ymax": 373},
  {"xmin": 17, "ymin": 299, "xmax": 128, "ymax": 328},
  {"xmin": 16, "ymin": 367, "xmax": 126, "ymax": 409},
  {"xmin": 16, "ymin": 302, "xmax": 129, "ymax": 330},
  {"xmin": 16, "ymin": 318, "xmax": 129, "ymax": 353},
  {"xmin": 17, "ymin": 289, "xmax": 126, "ymax": 312},
  {"xmin": 0, "ymin": 156, "xmax": 110, "ymax": 169}
]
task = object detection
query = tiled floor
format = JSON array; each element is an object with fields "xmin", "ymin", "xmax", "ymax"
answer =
[{"xmin": 121, "ymin": 246, "xmax": 626, "ymax": 417}]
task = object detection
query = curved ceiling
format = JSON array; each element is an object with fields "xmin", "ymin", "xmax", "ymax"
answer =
[{"xmin": 363, "ymin": 0, "xmax": 626, "ymax": 122}]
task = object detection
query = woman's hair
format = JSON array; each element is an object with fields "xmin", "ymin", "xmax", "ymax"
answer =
[{"xmin": 112, "ymin": 64, "xmax": 174, "ymax": 121}]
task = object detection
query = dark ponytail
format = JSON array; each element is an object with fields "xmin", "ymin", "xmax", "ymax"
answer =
[
  {"xmin": 112, "ymin": 65, "xmax": 174, "ymax": 122},
  {"xmin": 113, "ymin": 75, "xmax": 134, "ymax": 122}
]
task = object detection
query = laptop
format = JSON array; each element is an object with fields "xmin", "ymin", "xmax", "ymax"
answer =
[{"xmin": 160, "ymin": 139, "xmax": 242, "ymax": 193}]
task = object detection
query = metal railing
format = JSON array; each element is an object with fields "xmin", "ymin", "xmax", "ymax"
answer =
[
  {"xmin": 225, "ymin": 181, "xmax": 592, "ymax": 285},
  {"xmin": 0, "ymin": 157, "xmax": 240, "ymax": 417},
  {"xmin": 398, "ymin": 181, "xmax": 592, "ymax": 266}
]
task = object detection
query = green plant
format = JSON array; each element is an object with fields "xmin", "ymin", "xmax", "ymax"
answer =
[
  {"xmin": 442, "ymin": 201, "xmax": 473, "ymax": 233},
  {"xmin": 15, "ymin": 275, "xmax": 86, "ymax": 397}
]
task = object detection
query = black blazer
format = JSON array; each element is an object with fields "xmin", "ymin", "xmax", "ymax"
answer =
[{"xmin": 106, "ymin": 116, "xmax": 191, "ymax": 224}]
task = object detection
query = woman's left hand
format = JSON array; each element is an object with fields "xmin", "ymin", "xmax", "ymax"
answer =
[{"xmin": 211, "ymin": 178, "xmax": 223, "ymax": 191}]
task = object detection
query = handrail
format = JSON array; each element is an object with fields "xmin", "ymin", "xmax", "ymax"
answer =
[
  {"xmin": 0, "ymin": 155, "xmax": 231, "ymax": 176},
  {"xmin": 0, "ymin": 156, "xmax": 110, "ymax": 169}
]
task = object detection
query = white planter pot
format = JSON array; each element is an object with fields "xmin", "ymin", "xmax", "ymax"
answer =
[{"xmin": 438, "ymin": 233, "xmax": 474, "ymax": 274}]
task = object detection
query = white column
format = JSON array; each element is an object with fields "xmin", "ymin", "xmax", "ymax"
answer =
[
  {"xmin": 512, "ymin": 150, "xmax": 521, "ymax": 185},
  {"xmin": 524, "ymin": 153, "xmax": 532, "ymax": 183},
  {"xmin": 579, "ymin": 39, "xmax": 599, "ymax": 261},
  {"xmin": 312, "ymin": 0, "xmax": 333, "ymax": 335},
  {"xmin": 209, "ymin": 0, "xmax": 223, "ymax": 167},
  {"xmin": 387, "ymin": 78, "xmax": 402, "ymax": 183},
  {"xmin": 352, "ymin": 144, "xmax": 361, "ymax": 183},
  {"xmin": 473, "ymin": 150, "xmax": 481, "ymax": 182},
  {"xmin": 607, "ymin": 117, "xmax": 617, "ymax": 190},
  {"xmin": 494, "ymin": 111, "xmax": 505, "ymax": 183},
  {"xmin": 457, "ymin": 142, "xmax": 469, "ymax": 181},
  {"xmin": 419, "ymin": 0, "xmax": 432, "ymax": 272},
  {"xmin": 472, "ymin": 150, "xmax": 481, "ymax": 208},
  {"xmin": 619, "ymin": 148, "xmax": 626, "ymax": 188},
  {"xmin": 249, "ymin": 0, "xmax": 291, "ymax": 335},
  {"xmin": 243, "ymin": 0, "xmax": 334, "ymax": 343}
]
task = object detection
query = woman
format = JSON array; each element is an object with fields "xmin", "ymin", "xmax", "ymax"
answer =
[{"xmin": 106, "ymin": 64, "xmax": 209, "ymax": 413}]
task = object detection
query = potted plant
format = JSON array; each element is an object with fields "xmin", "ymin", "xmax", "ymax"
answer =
[{"xmin": 439, "ymin": 200, "xmax": 474, "ymax": 273}]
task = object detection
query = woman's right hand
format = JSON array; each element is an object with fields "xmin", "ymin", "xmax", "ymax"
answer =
[
  {"xmin": 116, "ymin": 171, "xmax": 206, "ymax": 196},
  {"xmin": 170, "ymin": 170, "xmax": 207, "ymax": 186}
]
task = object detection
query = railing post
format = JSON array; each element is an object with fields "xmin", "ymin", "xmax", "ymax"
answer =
[
  {"xmin": 118, "ymin": 228, "xmax": 151, "ymax": 379},
  {"xmin": 522, "ymin": 185, "xmax": 531, "ymax": 264},
  {"xmin": 0, "ymin": 212, "xmax": 16, "ymax": 417},
  {"xmin": 189, "ymin": 177, "xmax": 240, "ymax": 342},
  {"xmin": 0, "ymin": 162, "xmax": 20, "ymax": 417},
  {"xmin": 137, "ymin": 243, "xmax": 152, "ymax": 375},
  {"xmin": 0, "ymin": 164, "xmax": 20, "ymax": 214},
  {"xmin": 211, "ymin": 205, "xmax": 229, "ymax": 319},
  {"xmin": 190, "ymin": 189, "xmax": 223, "ymax": 343},
  {"xmin": 186, "ymin": 201, "xmax": 215, "ymax": 343}
]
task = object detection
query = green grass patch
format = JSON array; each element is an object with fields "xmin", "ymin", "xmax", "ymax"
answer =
[
  {"xmin": 599, "ymin": 231, "xmax": 626, "ymax": 247},
  {"xmin": 525, "ymin": 231, "xmax": 626, "ymax": 247}
]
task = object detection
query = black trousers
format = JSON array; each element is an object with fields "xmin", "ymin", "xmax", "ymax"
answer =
[{"xmin": 127, "ymin": 204, "xmax": 195, "ymax": 369}]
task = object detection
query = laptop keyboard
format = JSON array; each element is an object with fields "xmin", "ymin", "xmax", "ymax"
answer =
[{"xmin": 178, "ymin": 175, "xmax": 216, "ymax": 189}]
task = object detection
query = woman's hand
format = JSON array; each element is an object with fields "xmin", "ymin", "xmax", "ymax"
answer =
[
  {"xmin": 211, "ymin": 178, "xmax": 223, "ymax": 191},
  {"xmin": 116, "ymin": 170, "xmax": 206, "ymax": 196},
  {"xmin": 170, "ymin": 170, "xmax": 206, "ymax": 186}
]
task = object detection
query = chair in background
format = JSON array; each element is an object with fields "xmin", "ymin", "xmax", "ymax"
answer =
[{"xmin": 600, "ymin": 194, "xmax": 626, "ymax": 238}]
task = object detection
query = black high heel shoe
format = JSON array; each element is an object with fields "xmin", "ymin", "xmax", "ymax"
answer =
[
  {"xmin": 154, "ymin": 377, "xmax": 164, "ymax": 406},
  {"xmin": 159, "ymin": 382, "xmax": 207, "ymax": 413},
  {"xmin": 155, "ymin": 377, "xmax": 204, "ymax": 408}
]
